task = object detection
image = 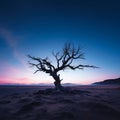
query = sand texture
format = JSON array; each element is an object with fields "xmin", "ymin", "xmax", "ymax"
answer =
[{"xmin": 0, "ymin": 85, "xmax": 120, "ymax": 120}]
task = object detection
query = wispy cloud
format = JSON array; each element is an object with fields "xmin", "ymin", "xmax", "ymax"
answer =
[
  {"xmin": 0, "ymin": 28, "xmax": 35, "ymax": 84},
  {"xmin": 0, "ymin": 28, "xmax": 27, "ymax": 67}
]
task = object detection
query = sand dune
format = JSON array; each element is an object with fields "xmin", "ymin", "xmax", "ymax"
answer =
[{"xmin": 0, "ymin": 85, "xmax": 120, "ymax": 120}]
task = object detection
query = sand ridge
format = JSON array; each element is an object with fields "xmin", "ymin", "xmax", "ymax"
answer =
[{"xmin": 0, "ymin": 86, "xmax": 120, "ymax": 120}]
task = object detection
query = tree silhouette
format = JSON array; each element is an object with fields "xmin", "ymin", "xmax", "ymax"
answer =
[{"xmin": 28, "ymin": 42, "xmax": 97, "ymax": 91}]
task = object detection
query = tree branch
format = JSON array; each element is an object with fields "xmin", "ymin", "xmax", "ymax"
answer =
[
  {"xmin": 66, "ymin": 64, "xmax": 98, "ymax": 70},
  {"xmin": 28, "ymin": 42, "xmax": 98, "ymax": 77}
]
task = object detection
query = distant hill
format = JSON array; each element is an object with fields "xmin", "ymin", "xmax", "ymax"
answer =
[
  {"xmin": 62, "ymin": 83, "xmax": 79, "ymax": 86},
  {"xmin": 93, "ymin": 78, "xmax": 120, "ymax": 85}
]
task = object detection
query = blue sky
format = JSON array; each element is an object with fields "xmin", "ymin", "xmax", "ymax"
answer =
[{"xmin": 0, "ymin": 0, "xmax": 120, "ymax": 84}]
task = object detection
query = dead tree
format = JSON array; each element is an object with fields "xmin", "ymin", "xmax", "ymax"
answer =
[{"xmin": 28, "ymin": 42, "xmax": 97, "ymax": 91}]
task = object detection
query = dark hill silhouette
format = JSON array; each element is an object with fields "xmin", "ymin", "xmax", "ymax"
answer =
[{"xmin": 93, "ymin": 78, "xmax": 120, "ymax": 85}]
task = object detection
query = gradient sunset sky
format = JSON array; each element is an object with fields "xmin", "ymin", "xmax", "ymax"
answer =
[{"xmin": 0, "ymin": 0, "xmax": 120, "ymax": 85}]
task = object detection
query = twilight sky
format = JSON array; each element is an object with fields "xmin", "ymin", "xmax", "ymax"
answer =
[{"xmin": 0, "ymin": 0, "xmax": 120, "ymax": 85}]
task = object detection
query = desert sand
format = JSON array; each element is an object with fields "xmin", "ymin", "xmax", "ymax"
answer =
[{"xmin": 0, "ymin": 85, "xmax": 120, "ymax": 120}]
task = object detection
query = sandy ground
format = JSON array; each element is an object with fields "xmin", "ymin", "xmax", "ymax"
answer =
[{"xmin": 0, "ymin": 85, "xmax": 120, "ymax": 120}]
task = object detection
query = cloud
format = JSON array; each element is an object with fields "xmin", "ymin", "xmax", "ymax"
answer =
[
  {"xmin": 0, "ymin": 28, "xmax": 35, "ymax": 84},
  {"xmin": 0, "ymin": 28, "xmax": 27, "ymax": 67},
  {"xmin": 0, "ymin": 28, "xmax": 57, "ymax": 85}
]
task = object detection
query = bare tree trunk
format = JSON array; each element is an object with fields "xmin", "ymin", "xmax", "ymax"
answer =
[
  {"xmin": 54, "ymin": 80, "xmax": 63, "ymax": 91},
  {"xmin": 51, "ymin": 72, "xmax": 63, "ymax": 91}
]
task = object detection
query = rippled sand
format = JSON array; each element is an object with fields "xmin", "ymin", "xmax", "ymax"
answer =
[{"xmin": 0, "ymin": 85, "xmax": 120, "ymax": 120}]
